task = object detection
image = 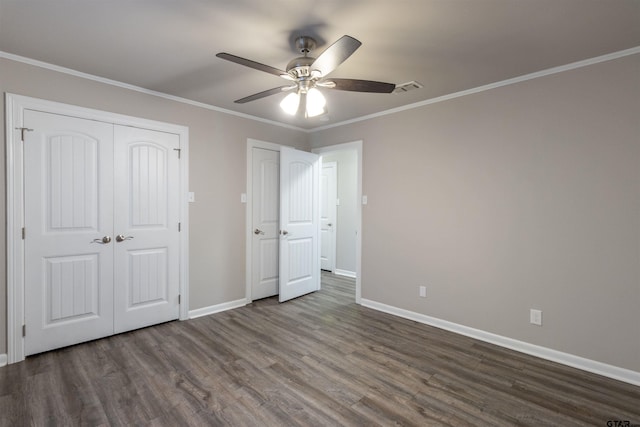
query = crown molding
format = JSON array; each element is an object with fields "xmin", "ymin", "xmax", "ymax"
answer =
[
  {"xmin": 0, "ymin": 51, "xmax": 307, "ymax": 133},
  {"xmin": 3, "ymin": 46, "xmax": 639, "ymax": 134},
  {"xmin": 309, "ymin": 46, "xmax": 640, "ymax": 132}
]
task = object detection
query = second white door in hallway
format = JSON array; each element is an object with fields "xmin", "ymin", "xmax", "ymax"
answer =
[{"xmin": 320, "ymin": 161, "xmax": 337, "ymax": 272}]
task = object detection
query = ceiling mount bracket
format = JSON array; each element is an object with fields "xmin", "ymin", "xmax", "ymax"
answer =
[{"xmin": 294, "ymin": 36, "xmax": 317, "ymax": 55}]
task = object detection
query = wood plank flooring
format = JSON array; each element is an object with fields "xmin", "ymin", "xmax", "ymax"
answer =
[{"xmin": 1, "ymin": 272, "xmax": 639, "ymax": 426}]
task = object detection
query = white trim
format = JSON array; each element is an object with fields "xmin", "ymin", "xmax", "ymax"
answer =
[
  {"xmin": 334, "ymin": 269, "xmax": 357, "ymax": 279},
  {"xmin": 245, "ymin": 139, "xmax": 284, "ymax": 303},
  {"xmin": 310, "ymin": 46, "xmax": 640, "ymax": 132},
  {"xmin": 361, "ymin": 299, "xmax": 640, "ymax": 387},
  {"xmin": 6, "ymin": 94, "xmax": 24, "ymax": 364},
  {"xmin": 0, "ymin": 51, "xmax": 306, "ymax": 133},
  {"xmin": 178, "ymin": 128, "xmax": 190, "ymax": 322},
  {"xmin": 5, "ymin": 93, "xmax": 190, "ymax": 363},
  {"xmin": 0, "ymin": 354, "xmax": 7, "ymax": 367},
  {"xmin": 188, "ymin": 299, "xmax": 247, "ymax": 319},
  {"xmin": 320, "ymin": 161, "xmax": 337, "ymax": 273},
  {"xmin": 312, "ymin": 141, "xmax": 363, "ymax": 304}
]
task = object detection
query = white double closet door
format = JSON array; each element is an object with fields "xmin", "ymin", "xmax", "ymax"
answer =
[{"xmin": 23, "ymin": 110, "xmax": 180, "ymax": 355}]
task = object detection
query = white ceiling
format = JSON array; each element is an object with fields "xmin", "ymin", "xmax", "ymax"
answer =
[{"xmin": 1, "ymin": 0, "xmax": 639, "ymax": 130}]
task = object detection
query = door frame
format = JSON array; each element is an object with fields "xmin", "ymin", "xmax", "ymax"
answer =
[
  {"xmin": 312, "ymin": 141, "xmax": 363, "ymax": 304},
  {"xmin": 245, "ymin": 138, "xmax": 283, "ymax": 303},
  {"xmin": 5, "ymin": 93, "xmax": 190, "ymax": 363}
]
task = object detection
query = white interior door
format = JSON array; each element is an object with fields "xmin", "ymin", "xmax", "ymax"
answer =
[
  {"xmin": 251, "ymin": 148, "xmax": 280, "ymax": 300},
  {"xmin": 24, "ymin": 110, "xmax": 115, "ymax": 356},
  {"xmin": 113, "ymin": 125, "xmax": 181, "ymax": 333},
  {"xmin": 279, "ymin": 147, "xmax": 320, "ymax": 302},
  {"xmin": 320, "ymin": 162, "xmax": 337, "ymax": 272}
]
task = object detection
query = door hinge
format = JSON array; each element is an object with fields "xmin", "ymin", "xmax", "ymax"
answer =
[
  {"xmin": 15, "ymin": 127, "xmax": 34, "ymax": 142},
  {"xmin": 178, "ymin": 222, "xmax": 181, "ymax": 232},
  {"xmin": 22, "ymin": 325, "xmax": 26, "ymax": 337},
  {"xmin": 22, "ymin": 227, "xmax": 25, "ymax": 239},
  {"xmin": 178, "ymin": 295, "xmax": 181, "ymax": 304},
  {"xmin": 173, "ymin": 148, "xmax": 181, "ymax": 159}
]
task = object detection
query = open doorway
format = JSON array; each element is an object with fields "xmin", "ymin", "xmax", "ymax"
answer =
[
  {"xmin": 319, "ymin": 150, "xmax": 358, "ymax": 278},
  {"xmin": 314, "ymin": 141, "xmax": 363, "ymax": 303},
  {"xmin": 245, "ymin": 139, "xmax": 362, "ymax": 304}
]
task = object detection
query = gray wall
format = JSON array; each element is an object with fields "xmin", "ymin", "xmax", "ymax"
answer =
[
  {"xmin": 2, "ymin": 53, "xmax": 639, "ymax": 374},
  {"xmin": 321, "ymin": 150, "xmax": 358, "ymax": 273},
  {"xmin": 0, "ymin": 57, "xmax": 308, "ymax": 355},
  {"xmin": 310, "ymin": 54, "xmax": 640, "ymax": 372}
]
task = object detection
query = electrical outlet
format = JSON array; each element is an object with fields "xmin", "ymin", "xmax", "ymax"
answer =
[
  {"xmin": 530, "ymin": 309, "xmax": 542, "ymax": 326},
  {"xmin": 419, "ymin": 286, "xmax": 426, "ymax": 298}
]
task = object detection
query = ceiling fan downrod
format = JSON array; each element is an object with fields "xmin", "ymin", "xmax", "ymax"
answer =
[{"xmin": 295, "ymin": 36, "xmax": 316, "ymax": 55}]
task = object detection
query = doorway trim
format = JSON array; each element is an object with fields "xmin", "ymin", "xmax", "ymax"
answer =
[
  {"xmin": 312, "ymin": 141, "xmax": 363, "ymax": 304},
  {"xmin": 245, "ymin": 138, "xmax": 283, "ymax": 303},
  {"xmin": 5, "ymin": 93, "xmax": 190, "ymax": 364}
]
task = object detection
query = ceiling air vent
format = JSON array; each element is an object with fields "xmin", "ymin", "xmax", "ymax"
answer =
[{"xmin": 393, "ymin": 81, "xmax": 423, "ymax": 94}]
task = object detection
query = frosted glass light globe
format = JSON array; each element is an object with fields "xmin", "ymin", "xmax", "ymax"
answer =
[
  {"xmin": 306, "ymin": 88, "xmax": 326, "ymax": 117},
  {"xmin": 280, "ymin": 92, "xmax": 300, "ymax": 115}
]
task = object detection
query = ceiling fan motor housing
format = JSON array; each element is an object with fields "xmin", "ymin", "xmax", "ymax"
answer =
[
  {"xmin": 286, "ymin": 56, "xmax": 315, "ymax": 79},
  {"xmin": 287, "ymin": 37, "xmax": 321, "ymax": 80}
]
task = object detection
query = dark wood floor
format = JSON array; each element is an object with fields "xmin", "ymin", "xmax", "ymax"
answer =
[{"xmin": 1, "ymin": 272, "xmax": 639, "ymax": 426}]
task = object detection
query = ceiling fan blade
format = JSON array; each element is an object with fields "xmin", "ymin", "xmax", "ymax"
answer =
[
  {"xmin": 326, "ymin": 78, "xmax": 395, "ymax": 93},
  {"xmin": 235, "ymin": 86, "xmax": 295, "ymax": 104},
  {"xmin": 310, "ymin": 35, "xmax": 362, "ymax": 77},
  {"xmin": 217, "ymin": 52, "xmax": 291, "ymax": 79}
]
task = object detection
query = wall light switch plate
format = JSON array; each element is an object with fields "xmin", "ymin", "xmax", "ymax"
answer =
[
  {"xmin": 188, "ymin": 192, "xmax": 195, "ymax": 203},
  {"xmin": 362, "ymin": 195, "xmax": 368, "ymax": 205},
  {"xmin": 530, "ymin": 309, "xmax": 542, "ymax": 326},
  {"xmin": 241, "ymin": 193, "xmax": 247, "ymax": 203}
]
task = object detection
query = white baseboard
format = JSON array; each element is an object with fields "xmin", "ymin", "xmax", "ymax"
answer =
[
  {"xmin": 334, "ymin": 269, "xmax": 356, "ymax": 278},
  {"xmin": 0, "ymin": 354, "xmax": 7, "ymax": 367},
  {"xmin": 361, "ymin": 299, "xmax": 640, "ymax": 387},
  {"xmin": 189, "ymin": 298, "xmax": 246, "ymax": 319}
]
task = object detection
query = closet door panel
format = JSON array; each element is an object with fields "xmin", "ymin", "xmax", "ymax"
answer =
[
  {"xmin": 113, "ymin": 125, "xmax": 181, "ymax": 333},
  {"xmin": 23, "ymin": 110, "xmax": 115, "ymax": 356}
]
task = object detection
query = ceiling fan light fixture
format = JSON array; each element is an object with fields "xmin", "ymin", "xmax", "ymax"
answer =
[
  {"xmin": 280, "ymin": 88, "xmax": 327, "ymax": 117},
  {"xmin": 280, "ymin": 92, "xmax": 300, "ymax": 115},
  {"xmin": 305, "ymin": 88, "xmax": 326, "ymax": 117}
]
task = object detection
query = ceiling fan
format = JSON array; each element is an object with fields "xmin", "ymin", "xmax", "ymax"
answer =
[{"xmin": 216, "ymin": 35, "xmax": 395, "ymax": 117}]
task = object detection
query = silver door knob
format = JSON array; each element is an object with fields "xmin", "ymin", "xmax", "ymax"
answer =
[
  {"xmin": 116, "ymin": 234, "xmax": 134, "ymax": 242},
  {"xmin": 92, "ymin": 236, "xmax": 111, "ymax": 244},
  {"xmin": 281, "ymin": 230, "xmax": 289, "ymax": 235},
  {"xmin": 328, "ymin": 223, "xmax": 332, "ymax": 227},
  {"xmin": 254, "ymin": 228, "xmax": 264, "ymax": 235}
]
